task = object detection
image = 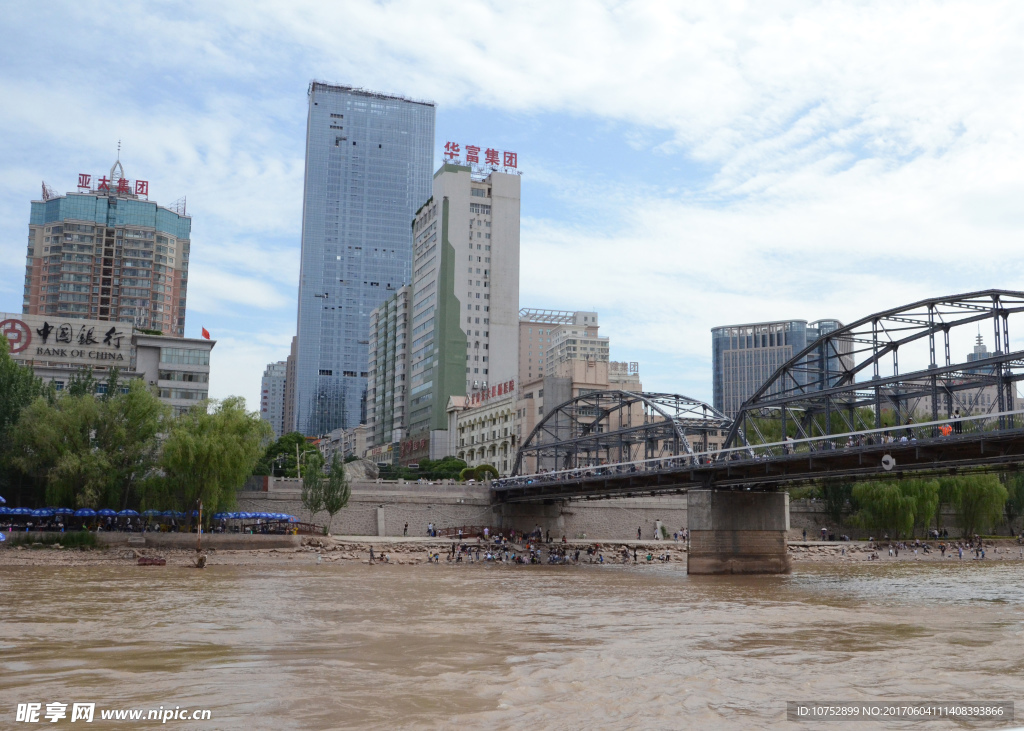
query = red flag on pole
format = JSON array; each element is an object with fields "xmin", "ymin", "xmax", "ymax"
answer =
[{"xmin": 201, "ymin": 327, "xmax": 211, "ymax": 340}]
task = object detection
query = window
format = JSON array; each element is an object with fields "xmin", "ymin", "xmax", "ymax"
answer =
[
  {"xmin": 319, "ymin": 369, "xmax": 333, "ymax": 376},
  {"xmin": 160, "ymin": 370, "xmax": 209, "ymax": 383},
  {"xmin": 160, "ymin": 348, "xmax": 210, "ymax": 366},
  {"xmin": 471, "ymin": 189, "xmax": 486, "ymax": 197}
]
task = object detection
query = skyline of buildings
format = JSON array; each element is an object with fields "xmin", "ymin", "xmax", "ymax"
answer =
[{"xmin": 291, "ymin": 82, "xmax": 436, "ymax": 437}]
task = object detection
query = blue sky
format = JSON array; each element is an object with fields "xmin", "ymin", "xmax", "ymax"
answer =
[{"xmin": 3, "ymin": 1, "xmax": 1024, "ymax": 410}]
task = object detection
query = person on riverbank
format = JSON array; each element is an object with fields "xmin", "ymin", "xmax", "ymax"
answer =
[
  {"xmin": 637, "ymin": 526, "xmax": 642, "ymax": 540},
  {"xmin": 404, "ymin": 523, "xmax": 408, "ymax": 537}
]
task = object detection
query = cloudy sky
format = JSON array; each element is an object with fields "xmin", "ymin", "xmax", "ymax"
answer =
[{"xmin": 2, "ymin": 1, "xmax": 1023, "ymax": 410}]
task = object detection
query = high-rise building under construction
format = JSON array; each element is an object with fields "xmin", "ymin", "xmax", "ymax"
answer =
[{"xmin": 23, "ymin": 159, "xmax": 190, "ymax": 336}]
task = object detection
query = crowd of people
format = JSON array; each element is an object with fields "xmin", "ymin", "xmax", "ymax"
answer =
[{"xmin": 405, "ymin": 529, "xmax": 681, "ymax": 567}]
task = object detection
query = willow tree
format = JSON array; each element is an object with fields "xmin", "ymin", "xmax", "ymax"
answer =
[
  {"xmin": 851, "ymin": 481, "xmax": 915, "ymax": 539},
  {"xmin": 899, "ymin": 478, "xmax": 940, "ymax": 538},
  {"xmin": 946, "ymin": 475, "xmax": 1007, "ymax": 538},
  {"xmin": 11, "ymin": 378, "xmax": 167, "ymax": 509},
  {"xmin": 159, "ymin": 397, "xmax": 272, "ymax": 515}
]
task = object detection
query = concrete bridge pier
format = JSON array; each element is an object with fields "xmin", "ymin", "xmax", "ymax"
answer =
[{"xmin": 687, "ymin": 490, "xmax": 791, "ymax": 574}]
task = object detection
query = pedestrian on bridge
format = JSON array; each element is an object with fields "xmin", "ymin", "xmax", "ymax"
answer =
[{"xmin": 953, "ymin": 407, "xmax": 962, "ymax": 434}]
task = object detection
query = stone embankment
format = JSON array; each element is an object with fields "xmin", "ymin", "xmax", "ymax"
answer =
[
  {"xmin": 788, "ymin": 540, "xmax": 1024, "ymax": 563},
  {"xmin": 5, "ymin": 537, "xmax": 1021, "ymax": 568}
]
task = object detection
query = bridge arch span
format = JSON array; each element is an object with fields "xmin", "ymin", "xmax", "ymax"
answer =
[
  {"xmin": 512, "ymin": 390, "xmax": 735, "ymax": 477},
  {"xmin": 722, "ymin": 289, "xmax": 1024, "ymax": 449}
]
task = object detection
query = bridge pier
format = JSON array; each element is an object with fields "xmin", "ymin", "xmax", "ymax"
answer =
[{"xmin": 687, "ymin": 490, "xmax": 791, "ymax": 575}]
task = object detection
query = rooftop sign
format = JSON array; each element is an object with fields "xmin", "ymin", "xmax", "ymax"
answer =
[{"xmin": 443, "ymin": 142, "xmax": 520, "ymax": 175}]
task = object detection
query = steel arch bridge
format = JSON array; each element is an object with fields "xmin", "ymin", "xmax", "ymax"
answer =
[
  {"xmin": 495, "ymin": 291, "xmax": 1024, "ymax": 502},
  {"xmin": 722, "ymin": 289, "xmax": 1024, "ymax": 449},
  {"xmin": 511, "ymin": 391, "xmax": 736, "ymax": 477}
]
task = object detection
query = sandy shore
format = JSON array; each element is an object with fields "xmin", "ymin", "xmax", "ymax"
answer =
[{"xmin": 2, "ymin": 536, "xmax": 1021, "ymax": 568}]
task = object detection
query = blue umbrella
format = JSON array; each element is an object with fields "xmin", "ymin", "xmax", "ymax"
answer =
[
  {"xmin": 212, "ymin": 512, "xmax": 229, "ymax": 520},
  {"xmin": 10, "ymin": 508, "xmax": 32, "ymax": 515},
  {"xmin": 32, "ymin": 508, "xmax": 55, "ymax": 517},
  {"xmin": 97, "ymin": 509, "xmax": 117, "ymax": 517},
  {"xmin": 118, "ymin": 509, "xmax": 139, "ymax": 517},
  {"xmin": 0, "ymin": 507, "xmax": 9, "ymax": 515},
  {"xmin": 161, "ymin": 510, "xmax": 176, "ymax": 517},
  {"xmin": 74, "ymin": 508, "xmax": 97, "ymax": 517},
  {"xmin": 142, "ymin": 509, "xmax": 161, "ymax": 517},
  {"xmin": 226, "ymin": 512, "xmax": 240, "ymax": 519},
  {"xmin": 0, "ymin": 495, "xmax": 6, "ymax": 504},
  {"xmin": 54, "ymin": 508, "xmax": 75, "ymax": 515}
]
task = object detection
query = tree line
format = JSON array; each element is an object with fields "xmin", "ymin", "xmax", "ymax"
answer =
[
  {"xmin": 802, "ymin": 473, "xmax": 1024, "ymax": 538},
  {"xmin": 0, "ymin": 341, "xmax": 271, "ymax": 516}
]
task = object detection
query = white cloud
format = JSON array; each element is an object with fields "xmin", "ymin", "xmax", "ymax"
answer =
[{"xmin": 2, "ymin": 1, "xmax": 1024, "ymax": 408}]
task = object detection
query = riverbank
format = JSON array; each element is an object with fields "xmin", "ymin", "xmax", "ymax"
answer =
[{"xmin": 3, "ymin": 535, "xmax": 1022, "ymax": 568}]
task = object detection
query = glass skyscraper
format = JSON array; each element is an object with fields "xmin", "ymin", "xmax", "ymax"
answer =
[
  {"xmin": 711, "ymin": 319, "xmax": 847, "ymax": 416},
  {"xmin": 293, "ymin": 82, "xmax": 435, "ymax": 435}
]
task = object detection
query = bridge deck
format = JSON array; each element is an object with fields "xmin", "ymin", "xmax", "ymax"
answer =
[{"xmin": 495, "ymin": 428, "xmax": 1024, "ymax": 503}]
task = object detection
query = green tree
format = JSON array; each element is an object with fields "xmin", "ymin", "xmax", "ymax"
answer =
[
  {"xmin": 11, "ymin": 380, "xmax": 168, "ymax": 509},
  {"xmin": 66, "ymin": 367, "xmax": 99, "ymax": 397},
  {"xmin": 159, "ymin": 397, "xmax": 272, "ymax": 516},
  {"xmin": 0, "ymin": 339, "xmax": 45, "ymax": 505},
  {"xmin": 474, "ymin": 464, "xmax": 499, "ymax": 481},
  {"xmin": 419, "ymin": 457, "xmax": 467, "ymax": 480},
  {"xmin": 321, "ymin": 452, "xmax": 351, "ymax": 534},
  {"xmin": 819, "ymin": 479, "xmax": 853, "ymax": 526},
  {"xmin": 300, "ymin": 450, "xmax": 325, "ymax": 520},
  {"xmin": 851, "ymin": 481, "xmax": 915, "ymax": 539},
  {"xmin": 0, "ymin": 338, "xmax": 43, "ymax": 441},
  {"xmin": 1001, "ymin": 472, "xmax": 1024, "ymax": 535},
  {"xmin": 899, "ymin": 478, "xmax": 940, "ymax": 538},
  {"xmin": 948, "ymin": 474, "xmax": 1007, "ymax": 538},
  {"xmin": 254, "ymin": 432, "xmax": 321, "ymax": 477}
]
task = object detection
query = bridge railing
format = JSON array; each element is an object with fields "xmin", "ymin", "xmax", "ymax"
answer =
[{"xmin": 494, "ymin": 409, "xmax": 1024, "ymax": 489}]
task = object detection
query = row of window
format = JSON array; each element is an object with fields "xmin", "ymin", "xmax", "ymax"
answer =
[{"xmin": 160, "ymin": 348, "xmax": 210, "ymax": 366}]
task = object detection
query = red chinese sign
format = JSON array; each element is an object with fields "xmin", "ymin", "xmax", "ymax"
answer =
[
  {"xmin": 444, "ymin": 142, "xmax": 519, "ymax": 171},
  {"xmin": 471, "ymin": 379, "xmax": 515, "ymax": 404},
  {"xmin": 77, "ymin": 173, "xmax": 149, "ymax": 199}
]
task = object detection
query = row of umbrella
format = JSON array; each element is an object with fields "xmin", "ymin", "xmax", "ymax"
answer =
[
  {"xmin": 0, "ymin": 507, "xmax": 200, "ymax": 518},
  {"xmin": 212, "ymin": 512, "xmax": 299, "ymax": 522},
  {"xmin": 0, "ymin": 507, "xmax": 298, "ymax": 522}
]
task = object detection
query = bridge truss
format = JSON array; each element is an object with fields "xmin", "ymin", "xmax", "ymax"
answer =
[
  {"xmin": 512, "ymin": 391, "xmax": 735, "ymax": 477},
  {"xmin": 723, "ymin": 290, "xmax": 1024, "ymax": 449}
]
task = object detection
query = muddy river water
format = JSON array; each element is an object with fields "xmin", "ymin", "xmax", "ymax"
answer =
[{"xmin": 2, "ymin": 560, "xmax": 1023, "ymax": 729}]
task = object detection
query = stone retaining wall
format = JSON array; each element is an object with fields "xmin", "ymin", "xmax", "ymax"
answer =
[{"xmin": 236, "ymin": 483, "xmax": 689, "ymax": 540}]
